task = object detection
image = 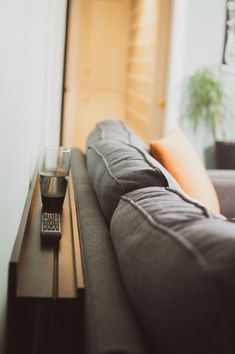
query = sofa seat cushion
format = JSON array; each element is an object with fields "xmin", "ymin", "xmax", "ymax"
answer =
[
  {"xmin": 87, "ymin": 140, "xmax": 182, "ymax": 221},
  {"xmin": 111, "ymin": 187, "xmax": 235, "ymax": 354},
  {"xmin": 87, "ymin": 119, "xmax": 147, "ymax": 150}
]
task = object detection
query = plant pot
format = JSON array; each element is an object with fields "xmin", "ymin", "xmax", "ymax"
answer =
[{"xmin": 215, "ymin": 141, "xmax": 235, "ymax": 169}]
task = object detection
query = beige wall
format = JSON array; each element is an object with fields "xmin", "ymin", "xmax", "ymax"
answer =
[{"xmin": 125, "ymin": 0, "xmax": 172, "ymax": 142}]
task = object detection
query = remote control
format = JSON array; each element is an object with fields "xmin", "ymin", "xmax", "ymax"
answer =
[{"xmin": 40, "ymin": 212, "xmax": 62, "ymax": 243}]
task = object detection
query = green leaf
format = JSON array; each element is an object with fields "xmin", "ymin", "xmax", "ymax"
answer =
[{"xmin": 186, "ymin": 67, "xmax": 226, "ymax": 142}]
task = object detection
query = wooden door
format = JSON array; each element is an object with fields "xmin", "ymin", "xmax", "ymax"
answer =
[{"xmin": 62, "ymin": 0, "xmax": 131, "ymax": 151}]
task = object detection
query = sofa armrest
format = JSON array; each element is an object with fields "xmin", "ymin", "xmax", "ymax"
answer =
[
  {"xmin": 208, "ymin": 169, "xmax": 235, "ymax": 218},
  {"xmin": 71, "ymin": 149, "xmax": 148, "ymax": 354}
]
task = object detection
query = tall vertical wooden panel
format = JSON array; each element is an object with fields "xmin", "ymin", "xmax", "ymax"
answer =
[
  {"xmin": 125, "ymin": 0, "xmax": 172, "ymax": 142},
  {"xmin": 62, "ymin": 0, "xmax": 131, "ymax": 151}
]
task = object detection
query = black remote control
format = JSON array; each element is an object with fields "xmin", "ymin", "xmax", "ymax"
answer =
[{"xmin": 40, "ymin": 212, "xmax": 62, "ymax": 243}]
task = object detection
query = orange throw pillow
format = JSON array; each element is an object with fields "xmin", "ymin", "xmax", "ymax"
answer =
[{"xmin": 150, "ymin": 128, "xmax": 220, "ymax": 213}]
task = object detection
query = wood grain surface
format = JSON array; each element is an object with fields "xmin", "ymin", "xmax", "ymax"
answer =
[{"xmin": 10, "ymin": 173, "xmax": 84, "ymax": 301}]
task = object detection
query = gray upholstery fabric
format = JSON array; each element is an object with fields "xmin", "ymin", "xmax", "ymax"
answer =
[
  {"xmin": 71, "ymin": 149, "xmax": 149, "ymax": 354},
  {"xmin": 86, "ymin": 119, "xmax": 147, "ymax": 150},
  {"xmin": 208, "ymin": 169, "xmax": 235, "ymax": 218},
  {"xmin": 111, "ymin": 186, "xmax": 235, "ymax": 354},
  {"xmin": 87, "ymin": 132, "xmax": 182, "ymax": 221}
]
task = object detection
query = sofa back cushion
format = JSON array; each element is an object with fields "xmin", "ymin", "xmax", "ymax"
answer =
[
  {"xmin": 86, "ymin": 119, "xmax": 147, "ymax": 150},
  {"xmin": 110, "ymin": 186, "xmax": 235, "ymax": 354},
  {"xmin": 87, "ymin": 137, "xmax": 182, "ymax": 221}
]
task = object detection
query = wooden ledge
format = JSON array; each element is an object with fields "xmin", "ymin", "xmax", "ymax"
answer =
[{"xmin": 9, "ymin": 173, "xmax": 84, "ymax": 301}]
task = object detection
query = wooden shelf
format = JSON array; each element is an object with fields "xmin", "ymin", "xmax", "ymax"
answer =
[{"xmin": 9, "ymin": 173, "xmax": 84, "ymax": 301}]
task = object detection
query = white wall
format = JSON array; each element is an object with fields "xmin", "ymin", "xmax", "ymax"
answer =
[
  {"xmin": 0, "ymin": 1, "xmax": 67, "ymax": 351},
  {"xmin": 166, "ymin": 0, "xmax": 227, "ymax": 129},
  {"xmin": 166, "ymin": 0, "xmax": 234, "ymax": 166},
  {"xmin": 182, "ymin": 0, "xmax": 227, "ymax": 163},
  {"xmin": 184, "ymin": 0, "xmax": 226, "ymax": 75}
]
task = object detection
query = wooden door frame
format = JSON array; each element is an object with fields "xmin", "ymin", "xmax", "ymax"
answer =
[
  {"xmin": 61, "ymin": 0, "xmax": 130, "ymax": 150},
  {"xmin": 150, "ymin": 0, "xmax": 173, "ymax": 140},
  {"xmin": 60, "ymin": 0, "xmax": 70, "ymax": 144},
  {"xmin": 164, "ymin": 0, "xmax": 189, "ymax": 134},
  {"xmin": 61, "ymin": 0, "xmax": 83, "ymax": 147}
]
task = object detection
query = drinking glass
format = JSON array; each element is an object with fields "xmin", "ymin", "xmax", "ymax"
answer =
[{"xmin": 38, "ymin": 146, "xmax": 71, "ymax": 212}]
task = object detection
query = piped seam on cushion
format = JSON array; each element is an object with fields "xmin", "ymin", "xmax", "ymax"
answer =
[
  {"xmin": 166, "ymin": 187, "xmax": 225, "ymax": 220},
  {"xmin": 88, "ymin": 145, "xmax": 125, "ymax": 194},
  {"xmin": 119, "ymin": 194, "xmax": 233, "ymax": 345},
  {"xmin": 121, "ymin": 195, "xmax": 209, "ymax": 270},
  {"xmin": 126, "ymin": 144, "xmax": 169, "ymax": 187}
]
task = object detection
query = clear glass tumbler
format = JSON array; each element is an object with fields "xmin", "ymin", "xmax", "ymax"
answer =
[{"xmin": 38, "ymin": 146, "xmax": 71, "ymax": 212}]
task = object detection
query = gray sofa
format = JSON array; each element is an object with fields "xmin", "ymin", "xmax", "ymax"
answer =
[{"xmin": 71, "ymin": 120, "xmax": 235, "ymax": 354}]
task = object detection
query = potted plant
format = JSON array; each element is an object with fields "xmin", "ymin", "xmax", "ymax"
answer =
[{"xmin": 186, "ymin": 67, "xmax": 235, "ymax": 169}]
